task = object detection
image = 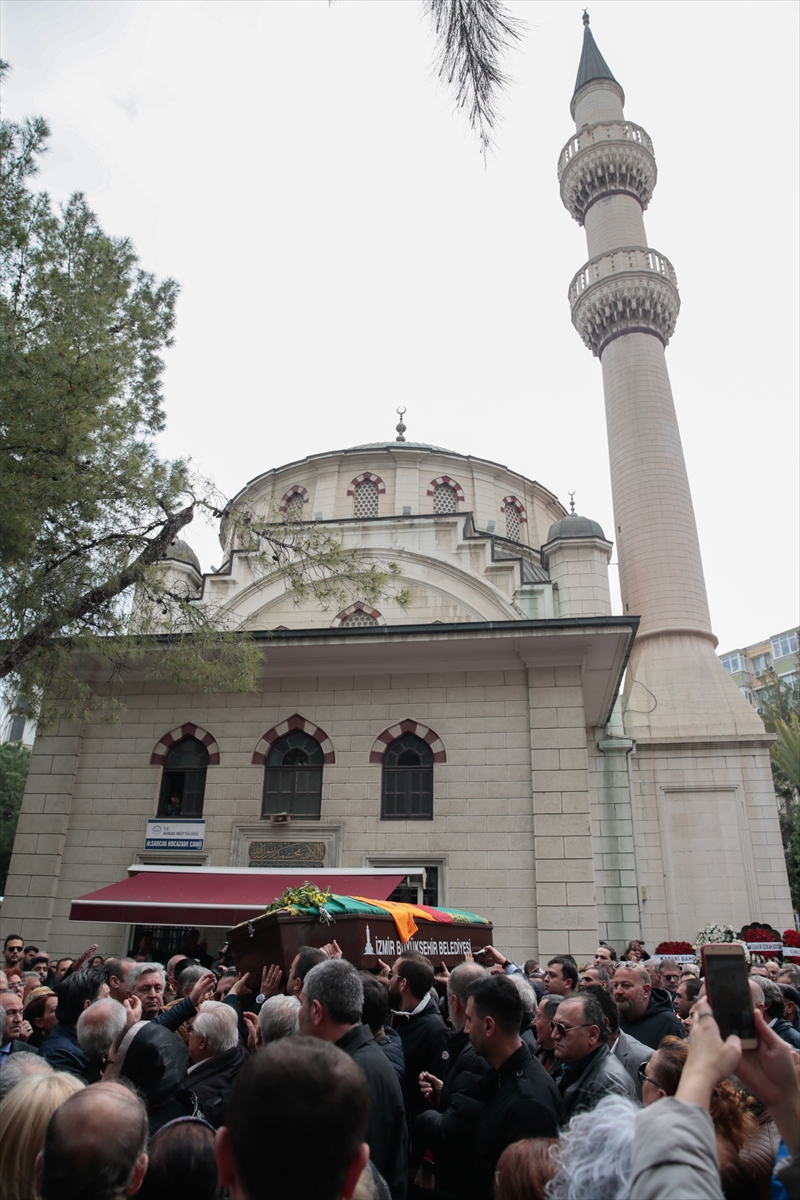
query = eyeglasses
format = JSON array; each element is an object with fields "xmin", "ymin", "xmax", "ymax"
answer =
[
  {"xmin": 550, "ymin": 1020, "xmax": 595, "ymax": 1037},
  {"xmin": 637, "ymin": 1062, "xmax": 662, "ymax": 1087},
  {"xmin": 661, "ymin": 973, "xmax": 680, "ymax": 982}
]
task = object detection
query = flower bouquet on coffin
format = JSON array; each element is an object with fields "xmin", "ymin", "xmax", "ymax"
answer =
[
  {"xmin": 654, "ymin": 940, "xmax": 695, "ymax": 964},
  {"xmin": 694, "ymin": 923, "xmax": 751, "ymax": 966},
  {"xmin": 739, "ymin": 923, "xmax": 783, "ymax": 961}
]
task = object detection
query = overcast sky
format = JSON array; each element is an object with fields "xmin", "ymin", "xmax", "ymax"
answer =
[{"xmin": 3, "ymin": 0, "xmax": 798, "ymax": 653}]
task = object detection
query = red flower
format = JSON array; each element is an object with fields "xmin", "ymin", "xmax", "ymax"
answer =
[{"xmin": 783, "ymin": 929, "xmax": 800, "ymax": 948}]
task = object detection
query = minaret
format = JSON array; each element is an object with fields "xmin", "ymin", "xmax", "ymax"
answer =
[{"xmin": 558, "ymin": 13, "xmax": 763, "ymax": 739}]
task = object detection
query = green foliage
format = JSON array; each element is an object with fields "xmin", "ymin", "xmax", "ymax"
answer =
[
  {"xmin": 757, "ymin": 659, "xmax": 800, "ymax": 910},
  {"xmin": 0, "ymin": 740, "xmax": 31, "ymax": 894},
  {"xmin": 0, "ymin": 68, "xmax": 407, "ymax": 726}
]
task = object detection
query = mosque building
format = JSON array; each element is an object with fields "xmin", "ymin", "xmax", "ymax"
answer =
[{"xmin": 2, "ymin": 18, "xmax": 792, "ymax": 962}]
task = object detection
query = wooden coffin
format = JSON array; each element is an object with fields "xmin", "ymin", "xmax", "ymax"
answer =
[{"xmin": 228, "ymin": 909, "xmax": 494, "ymax": 984}]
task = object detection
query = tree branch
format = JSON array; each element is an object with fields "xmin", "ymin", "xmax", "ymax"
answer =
[{"xmin": 0, "ymin": 504, "xmax": 194, "ymax": 680}]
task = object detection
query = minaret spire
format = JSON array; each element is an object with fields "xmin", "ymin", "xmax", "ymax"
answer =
[{"xmin": 574, "ymin": 11, "xmax": 619, "ymax": 98}]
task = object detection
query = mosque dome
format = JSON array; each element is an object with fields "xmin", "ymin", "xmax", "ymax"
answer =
[
  {"xmin": 546, "ymin": 512, "xmax": 606, "ymax": 542},
  {"xmin": 163, "ymin": 537, "xmax": 201, "ymax": 573}
]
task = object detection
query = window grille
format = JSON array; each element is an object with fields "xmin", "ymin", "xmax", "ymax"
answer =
[
  {"xmin": 158, "ymin": 737, "xmax": 208, "ymax": 817},
  {"xmin": 433, "ymin": 484, "xmax": 458, "ymax": 514},
  {"xmin": 381, "ymin": 733, "xmax": 434, "ymax": 820},
  {"xmin": 354, "ymin": 479, "xmax": 379, "ymax": 518},
  {"xmin": 505, "ymin": 503, "xmax": 521, "ymax": 542},
  {"xmin": 286, "ymin": 492, "xmax": 304, "ymax": 516},
  {"xmin": 341, "ymin": 610, "xmax": 379, "ymax": 627},
  {"xmin": 262, "ymin": 731, "xmax": 324, "ymax": 819}
]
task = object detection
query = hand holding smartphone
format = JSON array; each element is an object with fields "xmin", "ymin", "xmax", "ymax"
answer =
[{"xmin": 701, "ymin": 944, "xmax": 757, "ymax": 1048}]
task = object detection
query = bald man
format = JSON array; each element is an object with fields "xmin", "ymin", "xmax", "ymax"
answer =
[{"xmin": 36, "ymin": 1082, "xmax": 149, "ymax": 1199}]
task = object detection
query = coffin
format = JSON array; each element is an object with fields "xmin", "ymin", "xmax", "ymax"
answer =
[{"xmin": 228, "ymin": 904, "xmax": 494, "ymax": 983}]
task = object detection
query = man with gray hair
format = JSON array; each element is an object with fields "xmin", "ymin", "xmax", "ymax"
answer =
[
  {"xmin": 300, "ymin": 958, "xmax": 406, "ymax": 1200},
  {"xmin": 258, "ymin": 994, "xmax": 301, "ymax": 1044},
  {"xmin": 186, "ymin": 999, "xmax": 248, "ymax": 1106},
  {"xmin": 36, "ymin": 1081, "xmax": 149, "ymax": 1200},
  {"xmin": 127, "ymin": 961, "xmax": 215, "ymax": 1031},
  {"xmin": 533, "ymin": 994, "xmax": 563, "ymax": 1077},
  {"xmin": 77, "ymin": 997, "xmax": 127, "ymax": 1082},
  {"xmin": 415, "ymin": 960, "xmax": 490, "ymax": 1198},
  {"xmin": 551, "ymin": 991, "xmax": 637, "ymax": 1117},
  {"xmin": 755, "ymin": 976, "xmax": 800, "ymax": 1049},
  {"xmin": 0, "ymin": 1049, "xmax": 51, "ymax": 1100}
]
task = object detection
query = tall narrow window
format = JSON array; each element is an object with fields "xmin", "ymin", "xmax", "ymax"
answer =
[
  {"xmin": 262, "ymin": 731, "xmax": 324, "ymax": 818},
  {"xmin": 505, "ymin": 502, "xmax": 521, "ymax": 541},
  {"xmin": 381, "ymin": 734, "xmax": 434, "ymax": 820},
  {"xmin": 433, "ymin": 483, "xmax": 458, "ymax": 514},
  {"xmin": 286, "ymin": 492, "xmax": 304, "ymax": 517},
  {"xmin": 158, "ymin": 737, "xmax": 208, "ymax": 817},
  {"xmin": 354, "ymin": 479, "xmax": 379, "ymax": 518}
]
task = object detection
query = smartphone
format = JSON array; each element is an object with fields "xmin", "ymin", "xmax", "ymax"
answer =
[{"xmin": 701, "ymin": 944, "xmax": 757, "ymax": 1048}]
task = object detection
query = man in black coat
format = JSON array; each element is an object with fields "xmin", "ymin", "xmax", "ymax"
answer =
[
  {"xmin": 415, "ymin": 961, "xmax": 490, "ymax": 1200},
  {"xmin": 388, "ymin": 950, "xmax": 450, "ymax": 1130},
  {"xmin": 300, "ymin": 958, "xmax": 407, "ymax": 1200},
  {"xmin": 612, "ymin": 963, "xmax": 685, "ymax": 1050},
  {"xmin": 1, "ymin": 990, "xmax": 40, "ymax": 1061},
  {"xmin": 465, "ymin": 975, "xmax": 564, "ymax": 1200}
]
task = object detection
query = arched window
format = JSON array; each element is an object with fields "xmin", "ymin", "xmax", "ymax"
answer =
[
  {"xmin": 433, "ymin": 483, "xmax": 458, "ymax": 514},
  {"xmin": 353, "ymin": 479, "xmax": 379, "ymax": 518},
  {"xmin": 262, "ymin": 731, "xmax": 324, "ymax": 819},
  {"xmin": 158, "ymin": 737, "xmax": 208, "ymax": 817},
  {"xmin": 341, "ymin": 609, "xmax": 379, "ymax": 628},
  {"xmin": 285, "ymin": 492, "xmax": 304, "ymax": 517},
  {"xmin": 505, "ymin": 502, "xmax": 521, "ymax": 541},
  {"xmin": 381, "ymin": 733, "xmax": 434, "ymax": 820}
]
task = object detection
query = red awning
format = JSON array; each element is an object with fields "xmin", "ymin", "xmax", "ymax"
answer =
[{"xmin": 70, "ymin": 867, "xmax": 407, "ymax": 928}]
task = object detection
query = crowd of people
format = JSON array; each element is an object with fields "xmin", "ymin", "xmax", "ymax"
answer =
[{"xmin": 1, "ymin": 929, "xmax": 799, "ymax": 1199}]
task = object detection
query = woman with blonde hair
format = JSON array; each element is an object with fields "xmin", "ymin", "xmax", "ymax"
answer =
[{"xmin": 0, "ymin": 1070, "xmax": 84, "ymax": 1200}]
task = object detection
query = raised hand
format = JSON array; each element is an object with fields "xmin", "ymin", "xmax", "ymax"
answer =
[
  {"xmin": 189, "ymin": 971, "xmax": 217, "ymax": 1008},
  {"xmin": 242, "ymin": 1008, "xmax": 261, "ymax": 1054},
  {"xmin": 260, "ymin": 964, "xmax": 283, "ymax": 999},
  {"xmin": 321, "ymin": 940, "xmax": 343, "ymax": 959},
  {"xmin": 123, "ymin": 996, "xmax": 142, "ymax": 1026},
  {"xmin": 72, "ymin": 943, "xmax": 100, "ymax": 971}
]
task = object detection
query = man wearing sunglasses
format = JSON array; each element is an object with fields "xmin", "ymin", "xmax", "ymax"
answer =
[{"xmin": 550, "ymin": 992, "xmax": 636, "ymax": 1118}]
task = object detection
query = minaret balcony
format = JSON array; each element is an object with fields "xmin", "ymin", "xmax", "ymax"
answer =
[
  {"xmin": 568, "ymin": 245, "xmax": 680, "ymax": 357},
  {"xmin": 558, "ymin": 122, "xmax": 657, "ymax": 225}
]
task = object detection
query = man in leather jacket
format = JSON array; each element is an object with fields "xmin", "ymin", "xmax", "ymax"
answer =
[{"xmin": 551, "ymin": 991, "xmax": 637, "ymax": 1117}]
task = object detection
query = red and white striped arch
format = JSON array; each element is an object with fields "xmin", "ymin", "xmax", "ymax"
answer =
[
  {"xmin": 369, "ymin": 720, "xmax": 446, "ymax": 765},
  {"xmin": 330, "ymin": 601, "xmax": 385, "ymax": 628},
  {"xmin": 500, "ymin": 495, "xmax": 527, "ymax": 522},
  {"xmin": 150, "ymin": 724, "xmax": 220, "ymax": 766},
  {"xmin": 346, "ymin": 472, "xmax": 385, "ymax": 497},
  {"xmin": 252, "ymin": 714, "xmax": 335, "ymax": 765},
  {"xmin": 427, "ymin": 476, "xmax": 465, "ymax": 503},
  {"xmin": 279, "ymin": 485, "xmax": 309, "ymax": 514}
]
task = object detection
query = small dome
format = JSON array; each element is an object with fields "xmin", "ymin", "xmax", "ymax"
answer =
[
  {"xmin": 164, "ymin": 537, "xmax": 201, "ymax": 573},
  {"xmin": 546, "ymin": 513, "xmax": 606, "ymax": 542}
]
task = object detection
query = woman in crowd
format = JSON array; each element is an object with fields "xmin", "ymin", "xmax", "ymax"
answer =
[
  {"xmin": 0, "ymin": 1070, "xmax": 84, "ymax": 1200},
  {"xmin": 137, "ymin": 1116, "xmax": 222, "ymax": 1199},
  {"xmin": 640, "ymin": 1036, "xmax": 756, "ymax": 1151},
  {"xmin": 620, "ymin": 940, "xmax": 650, "ymax": 963},
  {"xmin": 494, "ymin": 1138, "xmax": 559, "ymax": 1200},
  {"xmin": 110, "ymin": 1020, "xmax": 200, "ymax": 1135},
  {"xmin": 22, "ymin": 989, "xmax": 57, "ymax": 1049}
]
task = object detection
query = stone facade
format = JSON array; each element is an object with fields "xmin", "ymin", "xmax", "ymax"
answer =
[{"xmin": 1, "ymin": 21, "xmax": 793, "ymax": 960}]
